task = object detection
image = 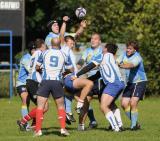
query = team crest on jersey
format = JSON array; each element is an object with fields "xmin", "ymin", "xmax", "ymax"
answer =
[{"xmin": 86, "ymin": 54, "xmax": 92, "ymax": 62}]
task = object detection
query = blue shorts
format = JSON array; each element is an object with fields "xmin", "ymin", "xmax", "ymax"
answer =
[
  {"xmin": 122, "ymin": 81, "xmax": 147, "ymax": 100},
  {"xmin": 64, "ymin": 75, "xmax": 79, "ymax": 94},
  {"xmin": 103, "ymin": 81, "xmax": 125, "ymax": 97}
]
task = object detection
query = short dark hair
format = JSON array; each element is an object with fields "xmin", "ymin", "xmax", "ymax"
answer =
[
  {"xmin": 64, "ymin": 35, "xmax": 75, "ymax": 42},
  {"xmin": 126, "ymin": 41, "xmax": 139, "ymax": 51},
  {"xmin": 91, "ymin": 32, "xmax": 101, "ymax": 40},
  {"xmin": 28, "ymin": 41, "xmax": 36, "ymax": 54},
  {"xmin": 35, "ymin": 38, "xmax": 45, "ymax": 49},
  {"xmin": 104, "ymin": 43, "xmax": 118, "ymax": 55}
]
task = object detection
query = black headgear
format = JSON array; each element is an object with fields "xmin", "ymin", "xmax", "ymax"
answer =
[{"xmin": 47, "ymin": 20, "xmax": 58, "ymax": 31}]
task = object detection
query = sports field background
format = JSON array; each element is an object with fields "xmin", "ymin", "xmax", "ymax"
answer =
[{"xmin": 0, "ymin": 96, "xmax": 160, "ymax": 141}]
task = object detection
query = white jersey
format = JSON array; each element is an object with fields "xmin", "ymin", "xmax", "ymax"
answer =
[
  {"xmin": 37, "ymin": 48, "xmax": 66, "ymax": 80},
  {"xmin": 28, "ymin": 50, "xmax": 42, "ymax": 83},
  {"xmin": 99, "ymin": 53, "xmax": 123, "ymax": 84},
  {"xmin": 61, "ymin": 44, "xmax": 78, "ymax": 74}
]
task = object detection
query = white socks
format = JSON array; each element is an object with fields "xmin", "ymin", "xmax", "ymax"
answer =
[
  {"xmin": 78, "ymin": 123, "xmax": 85, "ymax": 131},
  {"xmin": 76, "ymin": 99, "xmax": 84, "ymax": 109},
  {"xmin": 105, "ymin": 111, "xmax": 119, "ymax": 131},
  {"xmin": 113, "ymin": 108, "xmax": 123, "ymax": 128}
]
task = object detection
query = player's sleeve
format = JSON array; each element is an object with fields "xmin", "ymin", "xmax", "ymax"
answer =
[
  {"xmin": 21, "ymin": 57, "xmax": 30, "ymax": 72},
  {"xmin": 92, "ymin": 54, "xmax": 103, "ymax": 66},
  {"xmin": 36, "ymin": 53, "xmax": 43, "ymax": 67},
  {"xmin": 131, "ymin": 55, "xmax": 142, "ymax": 67},
  {"xmin": 81, "ymin": 49, "xmax": 88, "ymax": 60},
  {"xmin": 116, "ymin": 54, "xmax": 125, "ymax": 64},
  {"xmin": 45, "ymin": 35, "xmax": 52, "ymax": 48},
  {"xmin": 77, "ymin": 50, "xmax": 88, "ymax": 66},
  {"xmin": 76, "ymin": 62, "xmax": 96, "ymax": 77}
]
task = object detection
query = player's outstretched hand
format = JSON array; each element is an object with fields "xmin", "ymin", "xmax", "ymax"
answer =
[
  {"xmin": 80, "ymin": 20, "xmax": 87, "ymax": 28},
  {"xmin": 63, "ymin": 16, "xmax": 70, "ymax": 22}
]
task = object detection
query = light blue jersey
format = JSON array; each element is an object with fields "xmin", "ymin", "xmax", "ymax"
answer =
[
  {"xmin": 37, "ymin": 48, "xmax": 67, "ymax": 80},
  {"xmin": 16, "ymin": 53, "xmax": 31, "ymax": 87},
  {"xmin": 45, "ymin": 32, "xmax": 60, "ymax": 48},
  {"xmin": 45, "ymin": 32, "xmax": 68, "ymax": 49},
  {"xmin": 28, "ymin": 50, "xmax": 42, "ymax": 83},
  {"xmin": 81, "ymin": 46, "xmax": 102, "ymax": 77},
  {"xmin": 117, "ymin": 52, "xmax": 147, "ymax": 83}
]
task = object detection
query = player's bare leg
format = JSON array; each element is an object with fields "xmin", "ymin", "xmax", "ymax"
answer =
[{"xmin": 100, "ymin": 94, "xmax": 120, "ymax": 132}]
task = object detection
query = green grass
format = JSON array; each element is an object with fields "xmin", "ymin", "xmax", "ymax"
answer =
[{"xmin": 0, "ymin": 96, "xmax": 160, "ymax": 141}]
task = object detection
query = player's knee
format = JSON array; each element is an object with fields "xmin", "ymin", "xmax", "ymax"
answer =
[
  {"xmin": 87, "ymin": 81, "xmax": 94, "ymax": 88},
  {"xmin": 121, "ymin": 101, "xmax": 128, "ymax": 109},
  {"xmin": 100, "ymin": 104, "xmax": 105, "ymax": 113},
  {"xmin": 43, "ymin": 103, "xmax": 49, "ymax": 113},
  {"xmin": 130, "ymin": 100, "xmax": 137, "ymax": 109},
  {"xmin": 100, "ymin": 103, "xmax": 109, "ymax": 113}
]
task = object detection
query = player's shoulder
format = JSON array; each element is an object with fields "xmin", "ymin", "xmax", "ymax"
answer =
[
  {"xmin": 35, "ymin": 50, "xmax": 42, "ymax": 56},
  {"xmin": 133, "ymin": 52, "xmax": 142, "ymax": 60},
  {"xmin": 61, "ymin": 45, "xmax": 70, "ymax": 54},
  {"xmin": 46, "ymin": 32, "xmax": 59, "ymax": 38},
  {"xmin": 105, "ymin": 52, "xmax": 113, "ymax": 57},
  {"xmin": 84, "ymin": 47, "xmax": 92, "ymax": 53},
  {"xmin": 22, "ymin": 53, "xmax": 31, "ymax": 60}
]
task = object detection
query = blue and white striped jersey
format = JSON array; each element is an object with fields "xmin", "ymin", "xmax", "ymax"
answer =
[
  {"xmin": 61, "ymin": 45, "xmax": 78, "ymax": 74},
  {"xmin": 99, "ymin": 53, "xmax": 123, "ymax": 84},
  {"xmin": 37, "ymin": 48, "xmax": 67, "ymax": 80},
  {"xmin": 28, "ymin": 50, "xmax": 42, "ymax": 83}
]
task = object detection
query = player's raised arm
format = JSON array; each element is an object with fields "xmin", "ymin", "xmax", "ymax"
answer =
[
  {"xmin": 60, "ymin": 16, "xmax": 70, "ymax": 45},
  {"xmin": 76, "ymin": 62, "xmax": 97, "ymax": 78},
  {"xmin": 75, "ymin": 20, "xmax": 87, "ymax": 40}
]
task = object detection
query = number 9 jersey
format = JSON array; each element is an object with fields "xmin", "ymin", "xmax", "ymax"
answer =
[{"xmin": 37, "ymin": 48, "xmax": 66, "ymax": 80}]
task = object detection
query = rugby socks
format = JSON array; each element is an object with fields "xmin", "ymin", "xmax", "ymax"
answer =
[
  {"xmin": 21, "ymin": 105, "xmax": 28, "ymax": 118},
  {"xmin": 36, "ymin": 109, "xmax": 43, "ymax": 133},
  {"xmin": 88, "ymin": 106, "xmax": 96, "ymax": 122},
  {"xmin": 77, "ymin": 99, "xmax": 84, "ymax": 109},
  {"xmin": 21, "ymin": 108, "xmax": 37, "ymax": 124},
  {"xmin": 64, "ymin": 96, "xmax": 72, "ymax": 114},
  {"xmin": 58, "ymin": 109, "xmax": 66, "ymax": 129},
  {"xmin": 131, "ymin": 109, "xmax": 138, "ymax": 129},
  {"xmin": 113, "ymin": 108, "xmax": 123, "ymax": 127},
  {"xmin": 125, "ymin": 106, "xmax": 131, "ymax": 120},
  {"xmin": 105, "ymin": 111, "xmax": 119, "ymax": 131},
  {"xmin": 78, "ymin": 123, "xmax": 85, "ymax": 131}
]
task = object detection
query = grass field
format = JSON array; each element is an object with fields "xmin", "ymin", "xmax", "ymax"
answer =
[{"xmin": 0, "ymin": 96, "xmax": 160, "ymax": 141}]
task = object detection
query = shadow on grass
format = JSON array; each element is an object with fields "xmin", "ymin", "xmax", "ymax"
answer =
[
  {"xmin": 42, "ymin": 126, "xmax": 77, "ymax": 136},
  {"xmin": 42, "ymin": 126, "xmax": 77, "ymax": 131}
]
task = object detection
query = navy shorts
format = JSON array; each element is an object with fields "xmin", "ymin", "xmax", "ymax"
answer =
[
  {"xmin": 16, "ymin": 85, "xmax": 27, "ymax": 95},
  {"xmin": 26, "ymin": 79, "xmax": 39, "ymax": 105},
  {"xmin": 103, "ymin": 81, "xmax": 125, "ymax": 97},
  {"xmin": 64, "ymin": 74, "xmax": 79, "ymax": 94},
  {"xmin": 37, "ymin": 80, "xmax": 65, "ymax": 99},
  {"xmin": 122, "ymin": 81, "xmax": 147, "ymax": 100}
]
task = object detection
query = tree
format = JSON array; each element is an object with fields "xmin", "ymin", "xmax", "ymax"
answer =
[{"xmin": 26, "ymin": 0, "xmax": 160, "ymax": 96}]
